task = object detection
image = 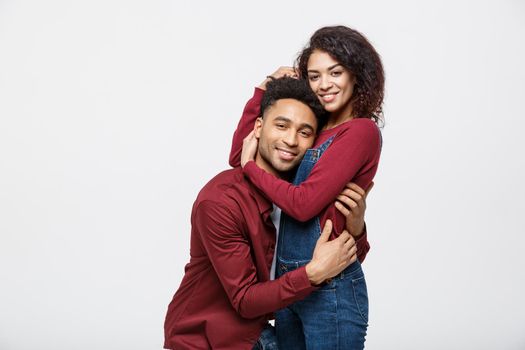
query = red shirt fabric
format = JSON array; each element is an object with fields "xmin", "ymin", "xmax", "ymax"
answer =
[
  {"xmin": 164, "ymin": 168, "xmax": 316, "ymax": 350},
  {"xmin": 229, "ymin": 88, "xmax": 380, "ymax": 257}
]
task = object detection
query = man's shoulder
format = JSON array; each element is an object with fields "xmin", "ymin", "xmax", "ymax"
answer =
[
  {"xmin": 191, "ymin": 167, "xmax": 259, "ymax": 226},
  {"xmin": 209, "ymin": 167, "xmax": 243, "ymax": 183},
  {"xmin": 196, "ymin": 167, "xmax": 250, "ymax": 205}
]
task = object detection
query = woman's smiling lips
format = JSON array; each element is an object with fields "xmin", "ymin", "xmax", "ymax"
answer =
[{"xmin": 319, "ymin": 92, "xmax": 338, "ymax": 103}]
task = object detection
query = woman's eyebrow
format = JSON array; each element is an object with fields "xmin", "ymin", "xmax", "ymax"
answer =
[{"xmin": 307, "ymin": 63, "xmax": 342, "ymax": 73}]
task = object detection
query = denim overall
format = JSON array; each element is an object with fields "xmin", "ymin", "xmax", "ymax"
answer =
[
  {"xmin": 252, "ymin": 323, "xmax": 278, "ymax": 350},
  {"xmin": 275, "ymin": 136, "xmax": 369, "ymax": 350}
]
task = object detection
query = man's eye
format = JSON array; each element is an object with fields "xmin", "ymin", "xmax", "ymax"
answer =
[
  {"xmin": 299, "ymin": 130, "xmax": 312, "ymax": 137},
  {"xmin": 276, "ymin": 124, "xmax": 286, "ymax": 129}
]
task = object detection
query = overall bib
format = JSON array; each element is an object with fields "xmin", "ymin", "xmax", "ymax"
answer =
[{"xmin": 275, "ymin": 136, "xmax": 369, "ymax": 350}]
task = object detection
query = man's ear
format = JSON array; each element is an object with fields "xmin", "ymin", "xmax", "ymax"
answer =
[{"xmin": 254, "ymin": 117, "xmax": 263, "ymax": 139}]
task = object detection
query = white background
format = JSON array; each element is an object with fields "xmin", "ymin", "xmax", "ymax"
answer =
[{"xmin": 1, "ymin": 0, "xmax": 524, "ymax": 349}]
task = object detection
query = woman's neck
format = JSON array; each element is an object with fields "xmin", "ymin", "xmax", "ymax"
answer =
[{"xmin": 323, "ymin": 106, "xmax": 354, "ymax": 130}]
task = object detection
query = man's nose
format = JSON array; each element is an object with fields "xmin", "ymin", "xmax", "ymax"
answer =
[{"xmin": 282, "ymin": 130, "xmax": 298, "ymax": 147}]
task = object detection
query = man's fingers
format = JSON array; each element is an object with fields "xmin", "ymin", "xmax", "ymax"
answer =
[
  {"xmin": 341, "ymin": 250, "xmax": 358, "ymax": 269},
  {"xmin": 343, "ymin": 235, "xmax": 356, "ymax": 250},
  {"xmin": 318, "ymin": 219, "xmax": 333, "ymax": 243},
  {"xmin": 341, "ymin": 230, "xmax": 355, "ymax": 243},
  {"xmin": 334, "ymin": 230, "xmax": 351, "ymax": 245},
  {"xmin": 347, "ymin": 242, "xmax": 358, "ymax": 256}
]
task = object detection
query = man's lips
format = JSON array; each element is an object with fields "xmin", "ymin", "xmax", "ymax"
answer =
[{"xmin": 276, "ymin": 147, "xmax": 297, "ymax": 161}]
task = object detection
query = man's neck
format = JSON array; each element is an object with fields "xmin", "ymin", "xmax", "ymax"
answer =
[
  {"xmin": 254, "ymin": 154, "xmax": 294, "ymax": 181},
  {"xmin": 255, "ymin": 154, "xmax": 281, "ymax": 178}
]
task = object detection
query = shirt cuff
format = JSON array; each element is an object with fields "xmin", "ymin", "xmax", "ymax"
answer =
[
  {"xmin": 290, "ymin": 266, "xmax": 318, "ymax": 294},
  {"xmin": 355, "ymin": 223, "xmax": 368, "ymax": 244},
  {"xmin": 242, "ymin": 160, "xmax": 259, "ymax": 177},
  {"xmin": 254, "ymin": 87, "xmax": 265, "ymax": 100}
]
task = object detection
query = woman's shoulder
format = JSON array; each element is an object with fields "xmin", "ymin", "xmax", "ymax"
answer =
[
  {"xmin": 336, "ymin": 118, "xmax": 380, "ymax": 139},
  {"xmin": 349, "ymin": 117, "xmax": 378, "ymax": 129}
]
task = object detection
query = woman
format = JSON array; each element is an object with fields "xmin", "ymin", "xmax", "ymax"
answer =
[{"xmin": 231, "ymin": 26, "xmax": 384, "ymax": 350}]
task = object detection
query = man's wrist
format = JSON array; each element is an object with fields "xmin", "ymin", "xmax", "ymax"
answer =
[{"xmin": 305, "ymin": 261, "xmax": 324, "ymax": 286}]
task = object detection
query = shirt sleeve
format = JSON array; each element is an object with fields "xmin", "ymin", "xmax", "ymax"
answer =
[
  {"xmin": 355, "ymin": 225, "xmax": 370, "ymax": 263},
  {"xmin": 243, "ymin": 119, "xmax": 381, "ymax": 222},
  {"xmin": 229, "ymin": 88, "xmax": 265, "ymax": 167},
  {"xmin": 194, "ymin": 199, "xmax": 316, "ymax": 319}
]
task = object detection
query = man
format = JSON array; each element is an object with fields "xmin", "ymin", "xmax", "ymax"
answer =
[{"xmin": 164, "ymin": 78, "xmax": 365, "ymax": 350}]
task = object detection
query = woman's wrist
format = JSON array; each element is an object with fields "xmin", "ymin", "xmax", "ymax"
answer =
[{"xmin": 257, "ymin": 76, "xmax": 275, "ymax": 90}]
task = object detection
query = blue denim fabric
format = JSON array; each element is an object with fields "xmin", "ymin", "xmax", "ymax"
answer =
[
  {"xmin": 276, "ymin": 260, "xmax": 368, "ymax": 350},
  {"xmin": 253, "ymin": 323, "xmax": 278, "ymax": 350},
  {"xmin": 275, "ymin": 136, "xmax": 369, "ymax": 350}
]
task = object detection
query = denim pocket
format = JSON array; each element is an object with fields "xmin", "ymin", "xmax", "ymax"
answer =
[
  {"xmin": 276, "ymin": 258, "xmax": 310, "ymax": 277},
  {"xmin": 253, "ymin": 324, "xmax": 278, "ymax": 350},
  {"xmin": 351, "ymin": 275, "xmax": 369, "ymax": 325}
]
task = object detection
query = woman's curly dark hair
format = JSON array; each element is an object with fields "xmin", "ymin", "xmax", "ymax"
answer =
[{"xmin": 296, "ymin": 26, "xmax": 385, "ymax": 125}]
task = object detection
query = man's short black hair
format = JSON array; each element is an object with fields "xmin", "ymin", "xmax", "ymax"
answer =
[{"xmin": 260, "ymin": 77, "xmax": 327, "ymax": 130}]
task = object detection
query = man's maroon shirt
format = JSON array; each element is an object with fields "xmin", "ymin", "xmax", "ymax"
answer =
[{"xmin": 164, "ymin": 168, "xmax": 315, "ymax": 350}]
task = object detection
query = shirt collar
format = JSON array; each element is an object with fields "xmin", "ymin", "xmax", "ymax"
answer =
[
  {"xmin": 234, "ymin": 167, "xmax": 274, "ymax": 219},
  {"xmin": 247, "ymin": 183, "xmax": 273, "ymax": 218}
]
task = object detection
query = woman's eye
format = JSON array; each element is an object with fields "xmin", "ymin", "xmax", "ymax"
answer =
[
  {"xmin": 331, "ymin": 71, "xmax": 342, "ymax": 77},
  {"xmin": 308, "ymin": 75, "xmax": 319, "ymax": 81}
]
